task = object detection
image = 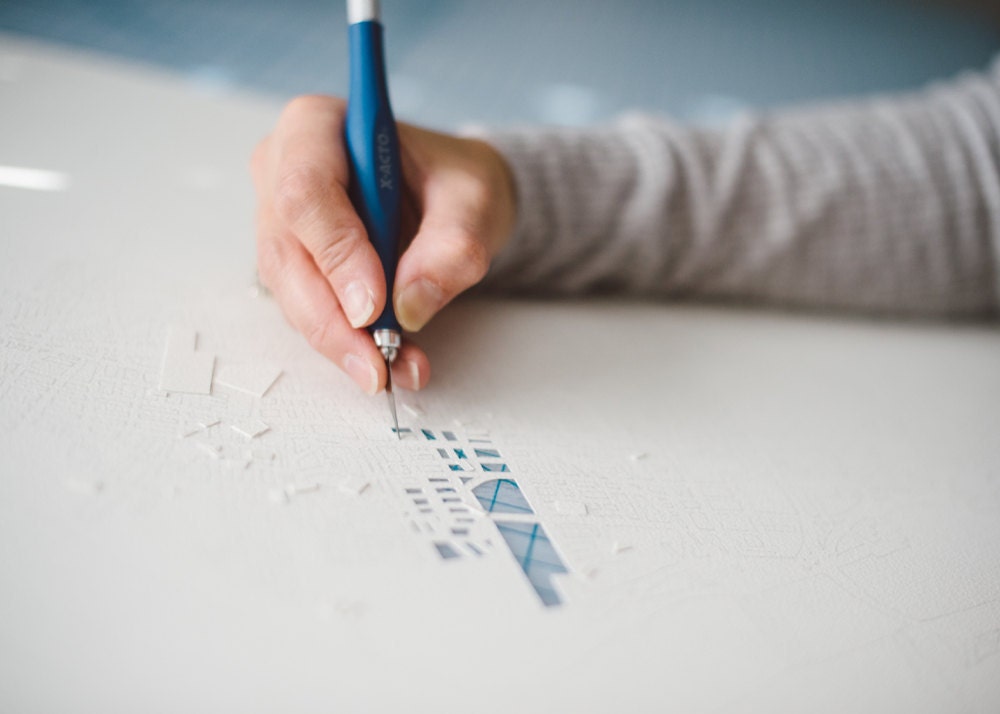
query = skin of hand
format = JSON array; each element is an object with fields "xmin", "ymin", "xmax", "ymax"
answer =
[{"xmin": 250, "ymin": 95, "xmax": 517, "ymax": 395}]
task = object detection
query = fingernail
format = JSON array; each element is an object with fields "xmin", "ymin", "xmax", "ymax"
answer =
[
  {"xmin": 342, "ymin": 281, "xmax": 375, "ymax": 328},
  {"xmin": 344, "ymin": 353, "xmax": 378, "ymax": 395},
  {"xmin": 396, "ymin": 279, "xmax": 445, "ymax": 332},
  {"xmin": 393, "ymin": 357, "xmax": 422, "ymax": 391}
]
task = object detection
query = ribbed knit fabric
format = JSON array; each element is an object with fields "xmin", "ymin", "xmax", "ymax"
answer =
[{"xmin": 481, "ymin": 60, "xmax": 1000, "ymax": 319}]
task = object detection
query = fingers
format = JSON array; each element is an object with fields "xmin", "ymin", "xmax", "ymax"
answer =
[
  {"xmin": 257, "ymin": 215, "xmax": 386, "ymax": 395},
  {"xmin": 392, "ymin": 342, "xmax": 431, "ymax": 392},
  {"xmin": 251, "ymin": 97, "xmax": 515, "ymax": 394},
  {"xmin": 393, "ymin": 130, "xmax": 516, "ymax": 332},
  {"xmin": 256, "ymin": 198, "xmax": 431, "ymax": 395},
  {"xmin": 394, "ymin": 220, "xmax": 491, "ymax": 332},
  {"xmin": 268, "ymin": 97, "xmax": 386, "ymax": 329},
  {"xmin": 260, "ymin": 239, "xmax": 431, "ymax": 395}
]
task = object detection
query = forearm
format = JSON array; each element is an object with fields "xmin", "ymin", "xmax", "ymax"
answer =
[{"xmin": 483, "ymin": 62, "xmax": 1000, "ymax": 318}]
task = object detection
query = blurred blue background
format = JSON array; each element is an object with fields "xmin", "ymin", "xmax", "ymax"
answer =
[{"xmin": 1, "ymin": 0, "xmax": 997, "ymax": 129}]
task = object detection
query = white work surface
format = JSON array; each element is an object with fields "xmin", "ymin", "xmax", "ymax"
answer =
[{"xmin": 2, "ymin": 35, "xmax": 1000, "ymax": 713}]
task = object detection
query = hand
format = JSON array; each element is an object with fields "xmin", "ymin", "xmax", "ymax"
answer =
[{"xmin": 250, "ymin": 95, "xmax": 517, "ymax": 394}]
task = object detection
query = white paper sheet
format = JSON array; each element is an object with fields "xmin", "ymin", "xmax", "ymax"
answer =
[{"xmin": 1, "ymin": 34, "xmax": 999, "ymax": 714}]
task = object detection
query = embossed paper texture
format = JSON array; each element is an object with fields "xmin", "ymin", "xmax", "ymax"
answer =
[{"xmin": 2, "ymin": 36, "xmax": 999, "ymax": 713}]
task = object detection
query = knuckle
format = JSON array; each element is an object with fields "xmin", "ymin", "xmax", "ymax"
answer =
[
  {"xmin": 463, "ymin": 141, "xmax": 501, "ymax": 200},
  {"xmin": 465, "ymin": 172, "xmax": 495, "ymax": 209},
  {"xmin": 305, "ymin": 318, "xmax": 335, "ymax": 354},
  {"xmin": 313, "ymin": 224, "xmax": 365, "ymax": 280},
  {"xmin": 273, "ymin": 165, "xmax": 327, "ymax": 227},
  {"xmin": 283, "ymin": 94, "xmax": 330, "ymax": 119},
  {"xmin": 279, "ymin": 95, "xmax": 347, "ymax": 129},
  {"xmin": 450, "ymin": 230, "xmax": 491, "ymax": 284}
]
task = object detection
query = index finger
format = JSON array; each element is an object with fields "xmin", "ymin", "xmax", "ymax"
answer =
[{"xmin": 267, "ymin": 95, "xmax": 387, "ymax": 330}]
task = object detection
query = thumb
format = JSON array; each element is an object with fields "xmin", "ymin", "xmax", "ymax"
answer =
[{"xmin": 392, "ymin": 132, "xmax": 514, "ymax": 332}]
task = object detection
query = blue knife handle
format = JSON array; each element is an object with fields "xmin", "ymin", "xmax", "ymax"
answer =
[{"xmin": 345, "ymin": 19, "xmax": 402, "ymax": 333}]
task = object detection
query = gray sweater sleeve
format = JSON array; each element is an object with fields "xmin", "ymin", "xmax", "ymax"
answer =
[{"xmin": 480, "ymin": 61, "xmax": 1000, "ymax": 319}]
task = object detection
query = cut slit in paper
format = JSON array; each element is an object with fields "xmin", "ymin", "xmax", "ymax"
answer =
[
  {"xmin": 214, "ymin": 364, "xmax": 282, "ymax": 397},
  {"xmin": 434, "ymin": 542, "xmax": 460, "ymax": 559}
]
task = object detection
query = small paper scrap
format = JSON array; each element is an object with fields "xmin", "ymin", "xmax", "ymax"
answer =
[
  {"xmin": 401, "ymin": 402, "xmax": 424, "ymax": 418},
  {"xmin": 339, "ymin": 475, "xmax": 370, "ymax": 496},
  {"xmin": 159, "ymin": 328, "xmax": 215, "ymax": 395},
  {"xmin": 179, "ymin": 417, "xmax": 222, "ymax": 438},
  {"xmin": 195, "ymin": 442, "xmax": 222, "ymax": 459},
  {"xmin": 214, "ymin": 364, "xmax": 282, "ymax": 398},
  {"xmin": 178, "ymin": 424, "xmax": 202, "ymax": 438},
  {"xmin": 268, "ymin": 488, "xmax": 289, "ymax": 504},
  {"xmin": 285, "ymin": 482, "xmax": 321, "ymax": 496},
  {"xmin": 231, "ymin": 420, "xmax": 270, "ymax": 440},
  {"xmin": 245, "ymin": 449, "xmax": 276, "ymax": 462}
]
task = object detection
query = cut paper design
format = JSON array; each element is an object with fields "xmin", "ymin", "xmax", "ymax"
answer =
[
  {"xmin": 435, "ymin": 542, "xmax": 460, "ymax": 559},
  {"xmin": 399, "ymin": 428, "xmax": 570, "ymax": 607},
  {"xmin": 495, "ymin": 522, "xmax": 568, "ymax": 607},
  {"xmin": 473, "ymin": 479, "xmax": 534, "ymax": 515}
]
